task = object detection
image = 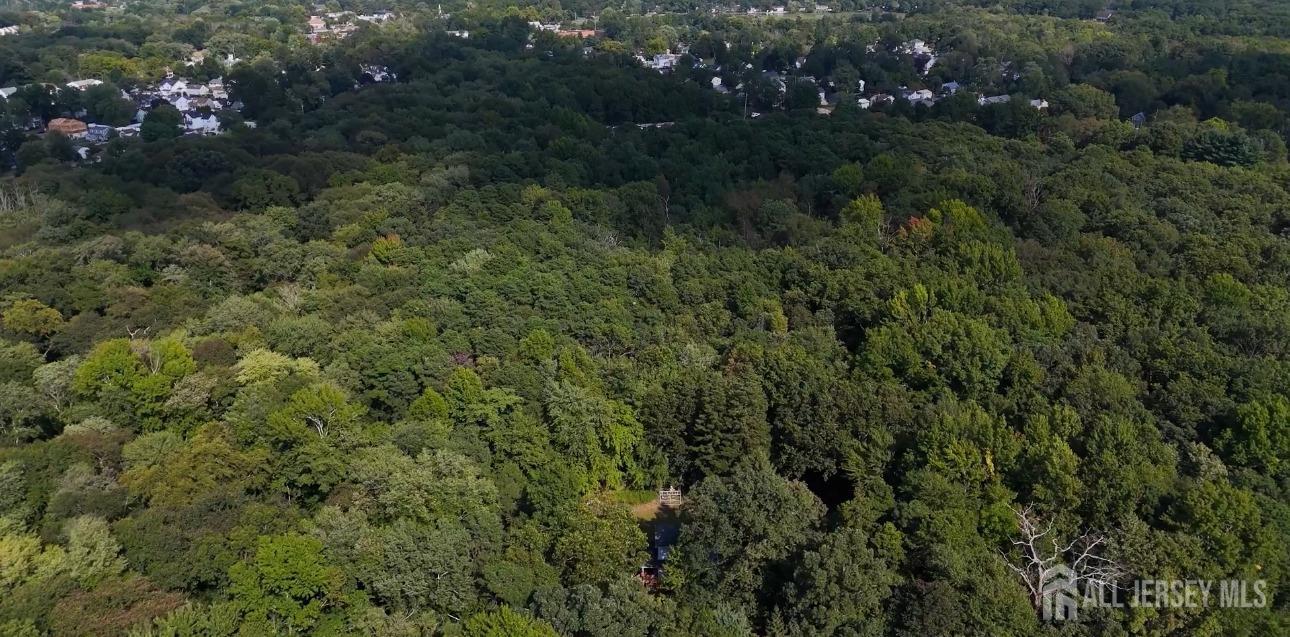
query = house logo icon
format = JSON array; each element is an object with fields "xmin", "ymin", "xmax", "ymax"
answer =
[{"xmin": 1041, "ymin": 564, "xmax": 1080, "ymax": 621}]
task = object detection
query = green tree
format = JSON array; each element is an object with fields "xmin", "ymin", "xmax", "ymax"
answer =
[
  {"xmin": 544, "ymin": 382, "xmax": 643, "ymax": 490},
  {"xmin": 141, "ymin": 105, "xmax": 182, "ymax": 142},
  {"xmin": 1182, "ymin": 126, "xmax": 1261, "ymax": 166},
  {"xmin": 228, "ymin": 533, "xmax": 341, "ymax": 635},
  {"xmin": 688, "ymin": 373, "xmax": 771, "ymax": 480},
  {"xmin": 1218, "ymin": 395, "xmax": 1290, "ymax": 478},
  {"xmin": 551, "ymin": 497, "xmax": 647, "ymax": 587},
  {"xmin": 2, "ymin": 299, "xmax": 64, "ymax": 351},
  {"xmin": 463, "ymin": 606, "xmax": 559, "ymax": 637},
  {"xmin": 776, "ymin": 526, "xmax": 899, "ymax": 637},
  {"xmin": 673, "ymin": 462, "xmax": 824, "ymax": 611}
]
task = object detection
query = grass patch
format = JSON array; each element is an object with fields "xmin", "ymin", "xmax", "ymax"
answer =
[{"xmin": 609, "ymin": 489, "xmax": 657, "ymax": 506}]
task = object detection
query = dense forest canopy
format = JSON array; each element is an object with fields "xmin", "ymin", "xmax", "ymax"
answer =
[{"xmin": 0, "ymin": 0, "xmax": 1287, "ymax": 636}]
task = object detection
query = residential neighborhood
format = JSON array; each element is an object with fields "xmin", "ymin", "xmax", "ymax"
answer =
[
  {"xmin": 629, "ymin": 35, "xmax": 1052, "ymax": 119},
  {"xmin": 307, "ymin": 10, "xmax": 397, "ymax": 44},
  {"xmin": 0, "ymin": 74, "xmax": 252, "ymax": 162}
]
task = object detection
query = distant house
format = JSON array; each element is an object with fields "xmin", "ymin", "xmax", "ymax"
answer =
[
  {"xmin": 904, "ymin": 88, "xmax": 935, "ymax": 102},
  {"xmin": 979, "ymin": 94, "xmax": 1011, "ymax": 106},
  {"xmin": 642, "ymin": 53, "xmax": 681, "ymax": 71},
  {"xmin": 902, "ymin": 39, "xmax": 933, "ymax": 56},
  {"xmin": 0, "ymin": 87, "xmax": 16, "ymax": 100},
  {"xmin": 0, "ymin": 25, "xmax": 19, "ymax": 37},
  {"xmin": 359, "ymin": 64, "xmax": 395, "ymax": 83},
  {"xmin": 556, "ymin": 29, "xmax": 599, "ymax": 39},
  {"xmin": 357, "ymin": 11, "xmax": 395, "ymax": 23},
  {"xmin": 941, "ymin": 81, "xmax": 962, "ymax": 94},
  {"xmin": 445, "ymin": 29, "xmax": 470, "ymax": 38},
  {"xmin": 159, "ymin": 79, "xmax": 188, "ymax": 99},
  {"xmin": 1130, "ymin": 111, "xmax": 1147, "ymax": 128},
  {"xmin": 66, "ymin": 79, "xmax": 104, "ymax": 91},
  {"xmin": 47, "ymin": 118, "xmax": 89, "ymax": 138},
  {"xmin": 170, "ymin": 96, "xmax": 192, "ymax": 112},
  {"xmin": 85, "ymin": 123, "xmax": 113, "ymax": 143},
  {"xmin": 857, "ymin": 97, "xmax": 872, "ymax": 109},
  {"xmin": 308, "ymin": 16, "xmax": 326, "ymax": 32},
  {"xmin": 1095, "ymin": 9, "xmax": 1114, "ymax": 22},
  {"xmin": 115, "ymin": 123, "xmax": 141, "ymax": 137},
  {"xmin": 1030, "ymin": 98, "xmax": 1050, "ymax": 110},
  {"xmin": 184, "ymin": 113, "xmax": 220, "ymax": 135}
]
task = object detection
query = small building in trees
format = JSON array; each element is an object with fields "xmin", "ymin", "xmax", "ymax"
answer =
[
  {"xmin": 66, "ymin": 79, "xmax": 104, "ymax": 91},
  {"xmin": 85, "ymin": 124, "xmax": 114, "ymax": 143}
]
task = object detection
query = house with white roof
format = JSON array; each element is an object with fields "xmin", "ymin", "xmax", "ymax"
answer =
[
  {"xmin": 0, "ymin": 87, "xmax": 17, "ymax": 100},
  {"xmin": 66, "ymin": 79, "xmax": 104, "ymax": 91},
  {"xmin": 904, "ymin": 88, "xmax": 935, "ymax": 102},
  {"xmin": 902, "ymin": 40, "xmax": 933, "ymax": 55},
  {"xmin": 184, "ymin": 113, "xmax": 221, "ymax": 135},
  {"xmin": 641, "ymin": 53, "xmax": 681, "ymax": 71},
  {"xmin": 159, "ymin": 79, "xmax": 188, "ymax": 99}
]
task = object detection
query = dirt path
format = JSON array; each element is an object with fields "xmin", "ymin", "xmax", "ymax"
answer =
[{"xmin": 631, "ymin": 499, "xmax": 663, "ymax": 520}]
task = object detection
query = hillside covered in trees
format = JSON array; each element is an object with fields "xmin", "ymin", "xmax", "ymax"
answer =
[{"xmin": 0, "ymin": 2, "xmax": 1288, "ymax": 636}]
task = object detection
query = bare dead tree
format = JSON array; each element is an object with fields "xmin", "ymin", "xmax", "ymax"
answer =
[
  {"xmin": 276, "ymin": 283, "xmax": 305, "ymax": 314},
  {"xmin": 1022, "ymin": 175, "xmax": 1043, "ymax": 216},
  {"xmin": 124, "ymin": 323, "xmax": 152, "ymax": 342},
  {"xmin": 1001, "ymin": 505, "xmax": 1123, "ymax": 613}
]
